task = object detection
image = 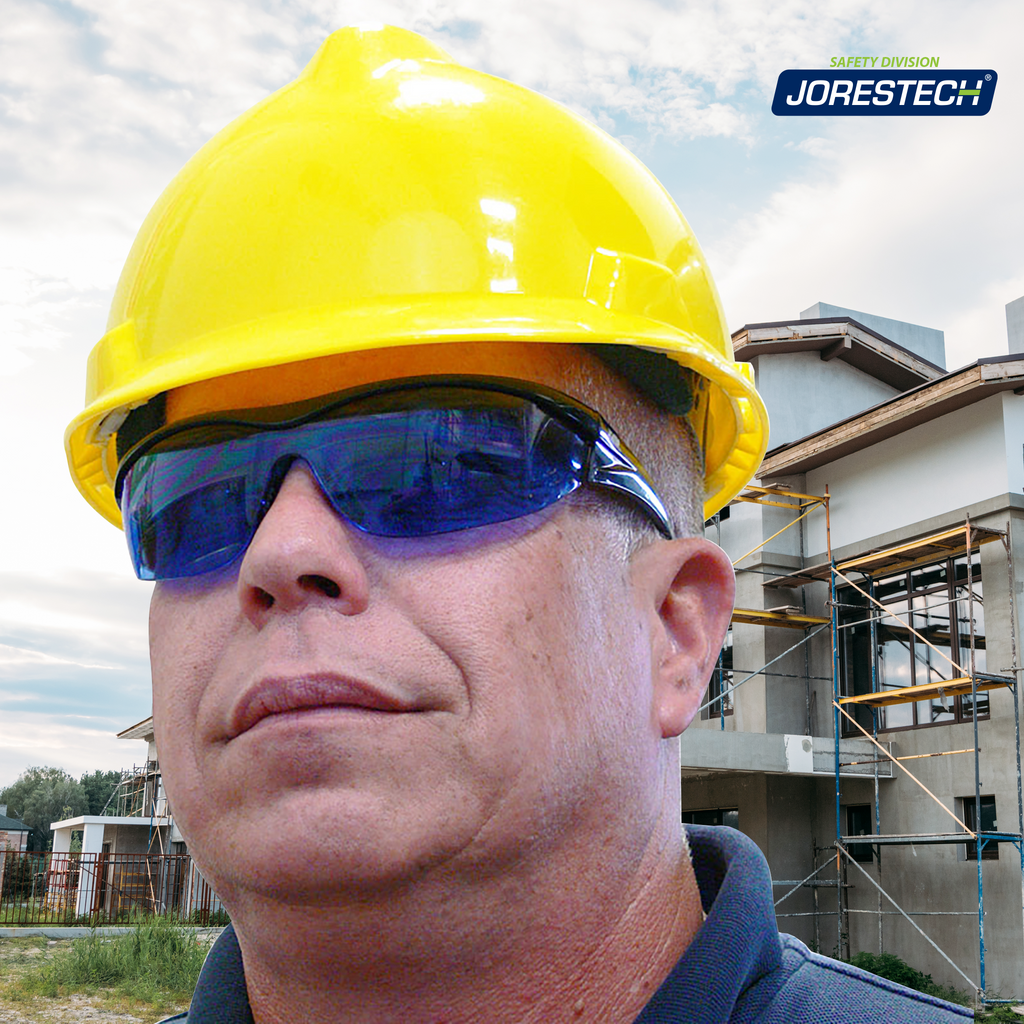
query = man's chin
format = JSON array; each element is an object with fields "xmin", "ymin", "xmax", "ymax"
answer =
[{"xmin": 182, "ymin": 808, "xmax": 480, "ymax": 909}]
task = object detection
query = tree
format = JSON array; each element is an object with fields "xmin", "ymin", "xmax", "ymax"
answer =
[
  {"xmin": 80, "ymin": 769, "xmax": 122, "ymax": 816},
  {"xmin": 0, "ymin": 766, "xmax": 88, "ymax": 851}
]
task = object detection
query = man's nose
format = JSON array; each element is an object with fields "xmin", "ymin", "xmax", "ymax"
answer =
[{"xmin": 236, "ymin": 464, "xmax": 371, "ymax": 625}]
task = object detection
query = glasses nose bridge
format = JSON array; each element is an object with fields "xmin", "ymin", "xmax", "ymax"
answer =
[
  {"xmin": 259, "ymin": 450, "xmax": 341, "ymax": 519},
  {"xmin": 236, "ymin": 452, "xmax": 372, "ymax": 620}
]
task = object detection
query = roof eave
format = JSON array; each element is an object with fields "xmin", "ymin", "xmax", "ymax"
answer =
[{"xmin": 760, "ymin": 358, "xmax": 1024, "ymax": 478}]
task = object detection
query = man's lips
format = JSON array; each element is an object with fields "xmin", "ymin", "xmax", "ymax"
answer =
[{"xmin": 228, "ymin": 674, "xmax": 416, "ymax": 738}]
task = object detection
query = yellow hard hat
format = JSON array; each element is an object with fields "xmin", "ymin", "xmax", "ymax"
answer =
[{"xmin": 65, "ymin": 24, "xmax": 767, "ymax": 527}]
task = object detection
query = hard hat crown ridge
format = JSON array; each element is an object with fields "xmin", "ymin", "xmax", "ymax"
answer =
[
  {"xmin": 65, "ymin": 24, "xmax": 768, "ymax": 526},
  {"xmin": 302, "ymin": 25, "xmax": 457, "ymax": 86}
]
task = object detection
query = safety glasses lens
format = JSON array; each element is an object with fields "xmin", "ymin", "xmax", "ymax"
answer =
[{"xmin": 120, "ymin": 393, "xmax": 590, "ymax": 580}]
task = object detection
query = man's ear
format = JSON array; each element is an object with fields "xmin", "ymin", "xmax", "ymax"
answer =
[{"xmin": 630, "ymin": 537, "xmax": 735, "ymax": 739}]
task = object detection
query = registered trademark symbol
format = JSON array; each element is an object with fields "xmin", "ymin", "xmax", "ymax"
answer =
[{"xmin": 985, "ymin": 74, "xmax": 992, "ymax": 81}]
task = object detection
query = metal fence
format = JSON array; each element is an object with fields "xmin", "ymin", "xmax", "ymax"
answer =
[{"xmin": 0, "ymin": 849, "xmax": 226, "ymax": 926}]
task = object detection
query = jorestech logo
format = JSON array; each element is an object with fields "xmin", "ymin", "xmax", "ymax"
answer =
[{"xmin": 772, "ymin": 69, "xmax": 997, "ymax": 116}]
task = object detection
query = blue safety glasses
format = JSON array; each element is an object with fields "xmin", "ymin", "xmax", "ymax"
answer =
[{"xmin": 114, "ymin": 376, "xmax": 674, "ymax": 581}]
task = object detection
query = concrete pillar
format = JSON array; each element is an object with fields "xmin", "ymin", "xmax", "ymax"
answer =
[
  {"xmin": 1007, "ymin": 295, "xmax": 1024, "ymax": 354},
  {"xmin": 81, "ymin": 822, "xmax": 105, "ymax": 854},
  {"xmin": 75, "ymin": 821, "xmax": 106, "ymax": 918},
  {"xmin": 51, "ymin": 827, "xmax": 72, "ymax": 854}
]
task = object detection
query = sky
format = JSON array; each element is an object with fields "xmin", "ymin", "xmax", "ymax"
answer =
[{"xmin": 1, "ymin": 0, "xmax": 1022, "ymax": 790}]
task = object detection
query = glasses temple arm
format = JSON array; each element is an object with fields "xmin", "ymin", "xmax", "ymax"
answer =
[{"xmin": 587, "ymin": 434, "xmax": 675, "ymax": 540}]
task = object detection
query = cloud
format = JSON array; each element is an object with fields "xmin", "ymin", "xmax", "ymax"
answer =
[
  {"xmin": 0, "ymin": 570, "xmax": 150, "ymax": 648},
  {"xmin": 0, "ymin": 570, "xmax": 151, "ymax": 731},
  {"xmin": 0, "ymin": 711, "xmax": 150, "ymax": 788},
  {"xmin": 331, "ymin": 0, "xmax": 882, "ymax": 139},
  {"xmin": 787, "ymin": 136, "xmax": 837, "ymax": 160},
  {"xmin": 0, "ymin": 642, "xmax": 122, "ymax": 672},
  {"xmin": 0, "ymin": 569, "xmax": 150, "ymax": 630},
  {"xmin": 710, "ymin": 0, "xmax": 1024, "ymax": 365},
  {"xmin": 1, "ymin": 0, "xmax": 1021, "ymax": 790},
  {"xmin": 714, "ymin": 102, "xmax": 1024, "ymax": 366}
]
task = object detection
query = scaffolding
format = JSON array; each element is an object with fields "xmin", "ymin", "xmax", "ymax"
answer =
[
  {"xmin": 103, "ymin": 761, "xmax": 162, "ymax": 819},
  {"xmin": 705, "ymin": 486, "xmax": 1024, "ymax": 1005}
]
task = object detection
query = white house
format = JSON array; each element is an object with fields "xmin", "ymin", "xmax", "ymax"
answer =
[
  {"xmin": 684, "ymin": 300, "xmax": 1024, "ymax": 999},
  {"xmin": 48, "ymin": 717, "xmax": 221, "ymax": 921}
]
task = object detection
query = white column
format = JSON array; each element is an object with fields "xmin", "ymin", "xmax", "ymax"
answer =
[
  {"xmin": 48, "ymin": 826, "xmax": 74, "ymax": 910},
  {"xmin": 75, "ymin": 822, "xmax": 106, "ymax": 918},
  {"xmin": 51, "ymin": 827, "xmax": 72, "ymax": 854}
]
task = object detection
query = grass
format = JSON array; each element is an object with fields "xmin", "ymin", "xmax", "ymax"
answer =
[
  {"xmin": 976, "ymin": 1007, "xmax": 1024, "ymax": 1023},
  {"xmin": 0, "ymin": 899, "xmax": 229, "ymax": 928},
  {"xmin": 0, "ymin": 915, "xmax": 215, "ymax": 1022},
  {"xmin": 0, "ymin": 901, "xmax": 98, "ymax": 926}
]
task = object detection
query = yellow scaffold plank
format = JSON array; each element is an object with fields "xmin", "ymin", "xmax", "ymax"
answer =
[
  {"xmin": 733, "ymin": 485, "xmax": 828, "ymax": 509},
  {"xmin": 764, "ymin": 524, "xmax": 1004, "ymax": 589},
  {"xmin": 731, "ymin": 608, "xmax": 831, "ymax": 629},
  {"xmin": 836, "ymin": 525, "xmax": 1004, "ymax": 575},
  {"xmin": 839, "ymin": 676, "xmax": 1012, "ymax": 708}
]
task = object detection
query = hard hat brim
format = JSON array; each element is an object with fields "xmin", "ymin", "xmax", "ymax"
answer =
[{"xmin": 65, "ymin": 295, "xmax": 768, "ymax": 530}]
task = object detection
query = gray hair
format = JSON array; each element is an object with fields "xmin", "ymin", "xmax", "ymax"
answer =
[{"xmin": 556, "ymin": 351, "xmax": 704, "ymax": 555}]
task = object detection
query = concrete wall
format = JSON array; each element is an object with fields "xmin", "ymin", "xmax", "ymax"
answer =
[
  {"xmin": 838, "ymin": 712, "xmax": 1024, "ymax": 996},
  {"xmin": 794, "ymin": 499, "xmax": 1024, "ymax": 995},
  {"xmin": 753, "ymin": 351, "xmax": 900, "ymax": 449},
  {"xmin": 703, "ymin": 469, "xmax": 833, "ymax": 738},
  {"xmin": 682, "ymin": 751, "xmax": 1024, "ymax": 992},
  {"xmin": 680, "ymin": 772, "xmax": 851, "ymax": 953},
  {"xmin": 800, "ymin": 302, "xmax": 946, "ymax": 369},
  {"xmin": 703, "ymin": 483, "xmax": 1024, "ymax": 991},
  {"xmin": 108, "ymin": 825, "xmax": 157, "ymax": 855},
  {"xmin": 804, "ymin": 396, "xmax": 1010, "ymax": 557},
  {"xmin": 803, "ymin": 505, "xmax": 1024, "ymax": 994},
  {"xmin": 701, "ymin": 499, "xmax": 768, "ymax": 734}
]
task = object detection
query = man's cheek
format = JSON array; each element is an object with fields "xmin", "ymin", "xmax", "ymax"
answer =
[{"xmin": 150, "ymin": 610, "xmax": 219, "ymax": 793}]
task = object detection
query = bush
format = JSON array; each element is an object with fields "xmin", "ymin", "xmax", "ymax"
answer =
[
  {"xmin": 847, "ymin": 952, "xmax": 972, "ymax": 1007},
  {"xmin": 849, "ymin": 951, "xmax": 930, "ymax": 990},
  {"xmin": 188, "ymin": 906, "xmax": 230, "ymax": 927}
]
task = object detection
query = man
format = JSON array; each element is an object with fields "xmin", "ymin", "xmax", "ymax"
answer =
[{"xmin": 65, "ymin": 25, "xmax": 970, "ymax": 1023}]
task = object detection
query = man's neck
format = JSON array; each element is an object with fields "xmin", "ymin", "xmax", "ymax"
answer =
[{"xmin": 231, "ymin": 819, "xmax": 703, "ymax": 1024}]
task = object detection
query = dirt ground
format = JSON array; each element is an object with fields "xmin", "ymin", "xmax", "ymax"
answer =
[{"xmin": 0, "ymin": 937, "xmax": 189, "ymax": 1024}]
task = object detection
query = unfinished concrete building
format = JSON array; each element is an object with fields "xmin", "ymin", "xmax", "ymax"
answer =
[{"xmin": 686, "ymin": 300, "xmax": 1024, "ymax": 1000}]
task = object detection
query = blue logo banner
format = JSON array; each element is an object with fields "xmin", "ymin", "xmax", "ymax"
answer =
[{"xmin": 772, "ymin": 70, "xmax": 997, "ymax": 115}]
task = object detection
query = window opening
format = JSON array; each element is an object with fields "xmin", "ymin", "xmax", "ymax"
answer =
[
  {"xmin": 963, "ymin": 795, "xmax": 999, "ymax": 860},
  {"xmin": 703, "ymin": 627, "xmax": 734, "ymax": 719},
  {"xmin": 682, "ymin": 808, "xmax": 739, "ymax": 830},
  {"xmin": 846, "ymin": 805, "xmax": 874, "ymax": 863},
  {"xmin": 839, "ymin": 554, "xmax": 987, "ymax": 732}
]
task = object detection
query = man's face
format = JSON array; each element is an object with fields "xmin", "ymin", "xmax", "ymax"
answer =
[{"xmin": 149, "ymin": 342, "xmax": 699, "ymax": 906}]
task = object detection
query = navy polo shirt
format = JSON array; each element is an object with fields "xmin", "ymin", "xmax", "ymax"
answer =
[
  {"xmin": 635, "ymin": 827, "xmax": 972, "ymax": 1022},
  {"xmin": 163, "ymin": 826, "xmax": 972, "ymax": 1023}
]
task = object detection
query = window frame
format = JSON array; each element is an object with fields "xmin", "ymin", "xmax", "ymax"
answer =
[
  {"xmin": 838, "ymin": 552, "xmax": 987, "ymax": 734},
  {"xmin": 682, "ymin": 808, "xmax": 739, "ymax": 830},
  {"xmin": 846, "ymin": 804, "xmax": 875, "ymax": 863},
  {"xmin": 703, "ymin": 626, "xmax": 734, "ymax": 720},
  {"xmin": 962, "ymin": 794, "xmax": 999, "ymax": 861}
]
